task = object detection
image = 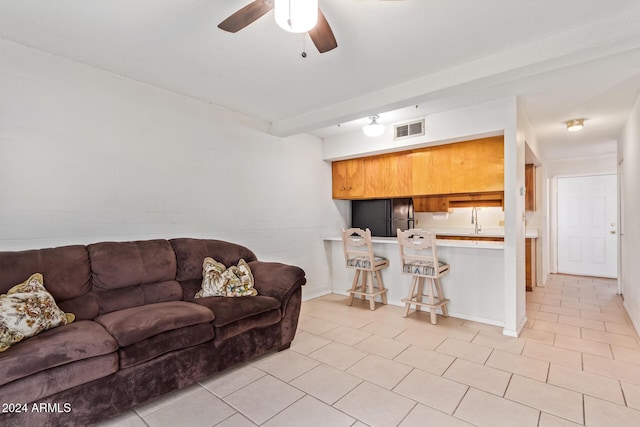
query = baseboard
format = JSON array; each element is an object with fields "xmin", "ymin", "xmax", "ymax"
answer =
[
  {"xmin": 323, "ymin": 291, "xmax": 505, "ymax": 328},
  {"xmin": 503, "ymin": 314, "xmax": 528, "ymax": 337},
  {"xmin": 623, "ymin": 300, "xmax": 640, "ymax": 337},
  {"xmin": 302, "ymin": 289, "xmax": 333, "ymax": 301}
]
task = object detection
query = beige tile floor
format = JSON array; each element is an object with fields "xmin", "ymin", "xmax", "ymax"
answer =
[{"xmin": 98, "ymin": 274, "xmax": 640, "ymax": 427}]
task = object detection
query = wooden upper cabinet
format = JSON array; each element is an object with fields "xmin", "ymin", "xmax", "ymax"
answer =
[
  {"xmin": 331, "ymin": 136, "xmax": 505, "ymax": 200},
  {"xmin": 413, "ymin": 196, "xmax": 449, "ymax": 212},
  {"xmin": 332, "ymin": 158, "xmax": 364, "ymax": 199},
  {"xmin": 364, "ymin": 152, "xmax": 412, "ymax": 198},
  {"xmin": 450, "ymin": 136, "xmax": 504, "ymax": 193},
  {"xmin": 525, "ymin": 163, "xmax": 536, "ymax": 211},
  {"xmin": 412, "ymin": 145, "xmax": 451, "ymax": 195}
]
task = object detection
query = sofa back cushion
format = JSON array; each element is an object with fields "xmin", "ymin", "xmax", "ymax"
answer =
[
  {"xmin": 0, "ymin": 245, "xmax": 99, "ymax": 320},
  {"xmin": 170, "ymin": 238, "xmax": 258, "ymax": 282},
  {"xmin": 88, "ymin": 239, "xmax": 182, "ymax": 314}
]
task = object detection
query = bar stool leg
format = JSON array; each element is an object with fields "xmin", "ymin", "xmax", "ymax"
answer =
[
  {"xmin": 428, "ymin": 278, "xmax": 437, "ymax": 324},
  {"xmin": 435, "ymin": 278, "xmax": 449, "ymax": 317},
  {"xmin": 365, "ymin": 271, "xmax": 374, "ymax": 310},
  {"xmin": 404, "ymin": 276, "xmax": 418, "ymax": 317},
  {"xmin": 348, "ymin": 269, "xmax": 360, "ymax": 306},
  {"xmin": 416, "ymin": 277, "xmax": 425, "ymax": 313},
  {"xmin": 375, "ymin": 270, "xmax": 388, "ymax": 304}
]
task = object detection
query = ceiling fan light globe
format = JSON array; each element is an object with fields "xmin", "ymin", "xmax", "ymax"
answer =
[{"xmin": 274, "ymin": 0, "xmax": 318, "ymax": 33}]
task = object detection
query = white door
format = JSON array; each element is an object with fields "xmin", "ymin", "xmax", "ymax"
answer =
[
  {"xmin": 557, "ymin": 174, "xmax": 617, "ymax": 278},
  {"xmin": 618, "ymin": 160, "xmax": 624, "ymax": 295}
]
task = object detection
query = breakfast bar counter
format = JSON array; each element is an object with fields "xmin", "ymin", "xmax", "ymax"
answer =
[{"xmin": 323, "ymin": 235, "xmax": 507, "ymax": 326}]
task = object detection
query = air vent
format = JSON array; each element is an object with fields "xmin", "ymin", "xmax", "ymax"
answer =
[{"xmin": 394, "ymin": 119, "xmax": 425, "ymax": 140}]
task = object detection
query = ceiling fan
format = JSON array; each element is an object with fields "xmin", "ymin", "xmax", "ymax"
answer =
[{"xmin": 218, "ymin": 0, "xmax": 338, "ymax": 53}]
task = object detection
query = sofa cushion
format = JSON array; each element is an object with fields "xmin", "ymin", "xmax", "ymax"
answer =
[
  {"xmin": 0, "ymin": 273, "xmax": 75, "ymax": 352},
  {"xmin": 95, "ymin": 280, "xmax": 183, "ymax": 315},
  {"xmin": 179, "ymin": 278, "xmax": 202, "ymax": 301},
  {"xmin": 88, "ymin": 240, "xmax": 177, "ymax": 290},
  {"xmin": 0, "ymin": 320, "xmax": 118, "ymax": 387},
  {"xmin": 118, "ymin": 322, "xmax": 214, "ymax": 369},
  {"xmin": 0, "ymin": 245, "xmax": 97, "ymax": 320},
  {"xmin": 95, "ymin": 301, "xmax": 214, "ymax": 347},
  {"xmin": 88, "ymin": 239, "xmax": 182, "ymax": 314},
  {"xmin": 0, "ymin": 353, "xmax": 118, "ymax": 405},
  {"xmin": 193, "ymin": 295, "xmax": 281, "ymax": 341},
  {"xmin": 170, "ymin": 238, "xmax": 258, "ymax": 282}
]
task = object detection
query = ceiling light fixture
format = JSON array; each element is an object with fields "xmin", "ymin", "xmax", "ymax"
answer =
[
  {"xmin": 565, "ymin": 118, "xmax": 585, "ymax": 132},
  {"xmin": 363, "ymin": 115, "xmax": 385, "ymax": 137},
  {"xmin": 274, "ymin": 0, "xmax": 318, "ymax": 33}
]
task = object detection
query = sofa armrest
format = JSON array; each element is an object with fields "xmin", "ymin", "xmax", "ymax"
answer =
[{"xmin": 248, "ymin": 261, "xmax": 306, "ymax": 302}]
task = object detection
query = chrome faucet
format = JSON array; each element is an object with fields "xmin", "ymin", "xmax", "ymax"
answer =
[{"xmin": 471, "ymin": 207, "xmax": 481, "ymax": 235}]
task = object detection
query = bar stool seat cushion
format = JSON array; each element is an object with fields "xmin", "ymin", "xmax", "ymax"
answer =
[
  {"xmin": 402, "ymin": 260, "xmax": 449, "ymax": 276},
  {"xmin": 347, "ymin": 256, "xmax": 387, "ymax": 269}
]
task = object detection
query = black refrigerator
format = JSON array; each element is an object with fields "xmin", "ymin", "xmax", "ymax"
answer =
[{"xmin": 351, "ymin": 198, "xmax": 414, "ymax": 237}]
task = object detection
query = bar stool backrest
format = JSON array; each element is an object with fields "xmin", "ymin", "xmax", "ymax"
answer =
[
  {"xmin": 341, "ymin": 227, "xmax": 375, "ymax": 270},
  {"xmin": 397, "ymin": 228, "xmax": 444, "ymax": 278}
]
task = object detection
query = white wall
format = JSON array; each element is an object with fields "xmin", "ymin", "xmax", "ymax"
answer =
[
  {"xmin": 618, "ymin": 93, "xmax": 640, "ymax": 332},
  {"xmin": 0, "ymin": 40, "xmax": 346, "ymax": 300}
]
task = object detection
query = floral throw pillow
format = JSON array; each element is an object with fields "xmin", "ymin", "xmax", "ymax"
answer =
[
  {"xmin": 195, "ymin": 257, "xmax": 228, "ymax": 297},
  {"xmin": 0, "ymin": 273, "xmax": 75, "ymax": 352},
  {"xmin": 226, "ymin": 259, "xmax": 256, "ymax": 297},
  {"xmin": 195, "ymin": 258, "xmax": 257, "ymax": 298}
]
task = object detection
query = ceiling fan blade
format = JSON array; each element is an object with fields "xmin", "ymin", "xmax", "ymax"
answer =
[
  {"xmin": 308, "ymin": 8, "xmax": 337, "ymax": 53},
  {"xmin": 218, "ymin": 0, "xmax": 273, "ymax": 33}
]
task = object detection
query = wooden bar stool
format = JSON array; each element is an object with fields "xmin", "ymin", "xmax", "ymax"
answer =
[
  {"xmin": 397, "ymin": 228, "xmax": 450, "ymax": 324},
  {"xmin": 341, "ymin": 228, "xmax": 389, "ymax": 310}
]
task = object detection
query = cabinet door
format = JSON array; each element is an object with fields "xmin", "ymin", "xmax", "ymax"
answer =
[
  {"xmin": 332, "ymin": 158, "xmax": 364, "ymax": 199},
  {"xmin": 364, "ymin": 152, "xmax": 412, "ymax": 198},
  {"xmin": 413, "ymin": 196, "xmax": 449, "ymax": 212},
  {"xmin": 450, "ymin": 136, "xmax": 504, "ymax": 193},
  {"xmin": 412, "ymin": 145, "xmax": 451, "ymax": 195},
  {"xmin": 525, "ymin": 164, "xmax": 536, "ymax": 211}
]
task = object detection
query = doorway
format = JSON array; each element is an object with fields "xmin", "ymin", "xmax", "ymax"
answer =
[{"xmin": 557, "ymin": 174, "xmax": 618, "ymax": 278}]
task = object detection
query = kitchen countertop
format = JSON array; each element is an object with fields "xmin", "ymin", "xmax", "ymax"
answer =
[
  {"xmin": 324, "ymin": 228, "xmax": 538, "ymax": 251},
  {"xmin": 323, "ymin": 235, "xmax": 505, "ymax": 250},
  {"xmin": 428, "ymin": 227, "xmax": 539, "ymax": 239}
]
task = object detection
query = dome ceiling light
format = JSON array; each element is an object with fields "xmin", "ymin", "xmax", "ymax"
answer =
[
  {"xmin": 565, "ymin": 118, "xmax": 585, "ymax": 132},
  {"xmin": 363, "ymin": 115, "xmax": 385, "ymax": 137}
]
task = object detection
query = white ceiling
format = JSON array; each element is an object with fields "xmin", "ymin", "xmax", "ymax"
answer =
[{"xmin": 1, "ymin": 0, "xmax": 640, "ymax": 160}]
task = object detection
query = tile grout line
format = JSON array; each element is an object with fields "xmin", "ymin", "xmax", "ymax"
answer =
[{"xmin": 501, "ymin": 372, "xmax": 514, "ymax": 398}]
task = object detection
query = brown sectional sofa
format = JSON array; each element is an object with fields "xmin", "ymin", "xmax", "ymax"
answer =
[{"xmin": 0, "ymin": 238, "xmax": 306, "ymax": 426}]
